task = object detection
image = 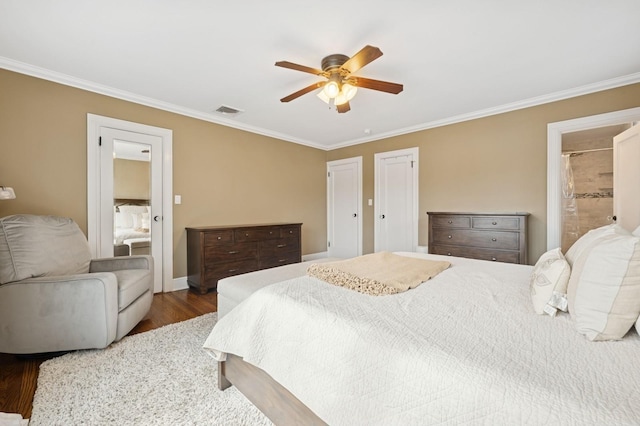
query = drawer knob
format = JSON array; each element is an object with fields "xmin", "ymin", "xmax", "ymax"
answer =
[
  {"xmin": 245, "ymin": 233, "xmax": 249, "ymax": 237},
  {"xmin": 217, "ymin": 236, "xmax": 222, "ymax": 240},
  {"xmin": 447, "ymin": 220, "xmax": 452, "ymax": 224},
  {"xmin": 228, "ymin": 250, "xmax": 239, "ymax": 254},
  {"xmin": 289, "ymin": 230, "xmax": 293, "ymax": 234},
  {"xmin": 491, "ymin": 257, "xmax": 497, "ymax": 261},
  {"xmin": 278, "ymin": 259, "xmax": 287, "ymax": 263},
  {"xmin": 228, "ymin": 268, "xmax": 238, "ymax": 273},
  {"xmin": 492, "ymin": 221, "xmax": 497, "ymax": 225},
  {"xmin": 447, "ymin": 252, "xmax": 452, "ymax": 256},
  {"xmin": 269, "ymin": 231, "xmax": 273, "ymax": 235},
  {"xmin": 448, "ymin": 235, "xmax": 452, "ymax": 239},
  {"xmin": 491, "ymin": 238, "xmax": 497, "ymax": 242},
  {"xmin": 277, "ymin": 244, "xmax": 287, "ymax": 248}
]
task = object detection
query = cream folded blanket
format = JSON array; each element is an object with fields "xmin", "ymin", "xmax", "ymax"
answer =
[{"xmin": 307, "ymin": 252, "xmax": 450, "ymax": 295}]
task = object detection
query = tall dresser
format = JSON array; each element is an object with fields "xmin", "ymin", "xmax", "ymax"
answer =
[
  {"xmin": 186, "ymin": 223, "xmax": 302, "ymax": 294},
  {"xmin": 427, "ymin": 212, "xmax": 529, "ymax": 264}
]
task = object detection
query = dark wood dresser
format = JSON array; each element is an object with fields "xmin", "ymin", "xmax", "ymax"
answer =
[
  {"xmin": 186, "ymin": 223, "xmax": 302, "ymax": 294},
  {"xmin": 427, "ymin": 212, "xmax": 529, "ymax": 264}
]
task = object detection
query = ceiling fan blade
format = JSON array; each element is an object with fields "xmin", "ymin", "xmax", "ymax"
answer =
[
  {"xmin": 280, "ymin": 82, "xmax": 325, "ymax": 102},
  {"xmin": 349, "ymin": 76, "xmax": 403, "ymax": 94},
  {"xmin": 341, "ymin": 45, "xmax": 383, "ymax": 74},
  {"xmin": 336, "ymin": 102, "xmax": 351, "ymax": 113},
  {"xmin": 275, "ymin": 61, "xmax": 325, "ymax": 76}
]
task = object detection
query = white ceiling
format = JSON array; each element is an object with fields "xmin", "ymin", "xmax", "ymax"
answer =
[{"xmin": 1, "ymin": 1, "xmax": 639, "ymax": 150}]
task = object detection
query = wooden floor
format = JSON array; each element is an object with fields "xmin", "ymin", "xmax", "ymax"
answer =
[{"xmin": 0, "ymin": 289, "xmax": 217, "ymax": 419}]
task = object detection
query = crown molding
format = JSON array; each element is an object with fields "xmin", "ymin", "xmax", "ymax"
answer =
[
  {"xmin": 327, "ymin": 72, "xmax": 640, "ymax": 150},
  {"xmin": 2, "ymin": 56, "xmax": 639, "ymax": 152}
]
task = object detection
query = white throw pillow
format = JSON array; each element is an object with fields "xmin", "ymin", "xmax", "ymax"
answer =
[
  {"xmin": 118, "ymin": 205, "xmax": 149, "ymax": 229},
  {"xmin": 564, "ymin": 224, "xmax": 628, "ymax": 267},
  {"xmin": 530, "ymin": 248, "xmax": 571, "ymax": 316},
  {"xmin": 567, "ymin": 232, "xmax": 640, "ymax": 341}
]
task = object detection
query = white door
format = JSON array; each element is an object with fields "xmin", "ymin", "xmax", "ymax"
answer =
[
  {"xmin": 87, "ymin": 114, "xmax": 173, "ymax": 294},
  {"xmin": 613, "ymin": 124, "xmax": 640, "ymax": 232},
  {"xmin": 374, "ymin": 148, "xmax": 419, "ymax": 252},
  {"xmin": 327, "ymin": 157, "xmax": 362, "ymax": 258},
  {"xmin": 99, "ymin": 128, "xmax": 164, "ymax": 293}
]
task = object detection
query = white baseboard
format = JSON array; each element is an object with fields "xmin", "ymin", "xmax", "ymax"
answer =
[
  {"xmin": 170, "ymin": 276, "xmax": 189, "ymax": 292},
  {"xmin": 302, "ymin": 251, "xmax": 328, "ymax": 261}
]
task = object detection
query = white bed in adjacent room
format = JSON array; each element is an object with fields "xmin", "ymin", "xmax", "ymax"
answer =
[{"xmin": 204, "ymin": 252, "xmax": 640, "ymax": 425}]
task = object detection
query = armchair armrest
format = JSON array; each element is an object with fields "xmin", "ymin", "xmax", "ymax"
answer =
[
  {"xmin": 90, "ymin": 255, "xmax": 153, "ymax": 273},
  {"xmin": 0, "ymin": 273, "xmax": 119, "ymax": 353}
]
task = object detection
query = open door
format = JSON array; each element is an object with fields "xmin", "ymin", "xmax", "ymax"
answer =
[{"xmin": 613, "ymin": 124, "xmax": 640, "ymax": 232}]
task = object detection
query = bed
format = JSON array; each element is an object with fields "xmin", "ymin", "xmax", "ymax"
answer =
[
  {"xmin": 113, "ymin": 200, "xmax": 151, "ymax": 254},
  {"xmin": 204, "ymin": 251, "xmax": 640, "ymax": 425}
]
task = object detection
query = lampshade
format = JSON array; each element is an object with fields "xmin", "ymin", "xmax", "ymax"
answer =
[
  {"xmin": 0, "ymin": 186, "xmax": 16, "ymax": 200},
  {"xmin": 323, "ymin": 80, "xmax": 340, "ymax": 99}
]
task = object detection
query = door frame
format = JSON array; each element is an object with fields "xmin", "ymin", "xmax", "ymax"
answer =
[
  {"xmin": 87, "ymin": 114, "xmax": 174, "ymax": 292},
  {"xmin": 546, "ymin": 107, "xmax": 640, "ymax": 250},
  {"xmin": 374, "ymin": 147, "xmax": 419, "ymax": 252},
  {"xmin": 327, "ymin": 156, "xmax": 363, "ymax": 258}
]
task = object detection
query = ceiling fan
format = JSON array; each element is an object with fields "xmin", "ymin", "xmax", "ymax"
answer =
[{"xmin": 275, "ymin": 45, "xmax": 403, "ymax": 113}]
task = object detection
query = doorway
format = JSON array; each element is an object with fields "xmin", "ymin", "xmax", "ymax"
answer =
[
  {"xmin": 87, "ymin": 114, "xmax": 173, "ymax": 293},
  {"xmin": 547, "ymin": 107, "xmax": 640, "ymax": 250},
  {"xmin": 559, "ymin": 125, "xmax": 629, "ymax": 252},
  {"xmin": 374, "ymin": 147, "xmax": 419, "ymax": 252}
]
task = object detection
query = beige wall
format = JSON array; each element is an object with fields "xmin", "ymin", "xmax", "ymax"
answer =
[
  {"xmin": 114, "ymin": 159, "xmax": 150, "ymax": 200},
  {"xmin": 2, "ymin": 67, "xmax": 639, "ymax": 276},
  {"xmin": 0, "ymin": 69, "xmax": 327, "ymax": 278},
  {"xmin": 327, "ymin": 83, "xmax": 640, "ymax": 263}
]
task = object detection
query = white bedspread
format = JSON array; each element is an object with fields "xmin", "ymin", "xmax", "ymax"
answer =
[{"xmin": 203, "ymin": 253, "xmax": 640, "ymax": 425}]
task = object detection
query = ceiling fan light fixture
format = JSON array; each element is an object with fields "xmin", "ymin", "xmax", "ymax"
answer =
[
  {"xmin": 342, "ymin": 83, "xmax": 357, "ymax": 101},
  {"xmin": 323, "ymin": 79, "xmax": 340, "ymax": 99}
]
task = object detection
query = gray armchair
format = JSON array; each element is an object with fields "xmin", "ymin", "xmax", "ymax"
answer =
[{"xmin": 0, "ymin": 214, "xmax": 153, "ymax": 354}]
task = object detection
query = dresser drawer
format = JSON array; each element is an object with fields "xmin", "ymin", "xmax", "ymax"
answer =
[
  {"xmin": 280, "ymin": 225, "xmax": 300, "ymax": 239},
  {"xmin": 431, "ymin": 229, "xmax": 519, "ymax": 250},
  {"xmin": 431, "ymin": 215, "xmax": 471, "ymax": 228},
  {"xmin": 259, "ymin": 253, "xmax": 300, "ymax": 269},
  {"xmin": 203, "ymin": 230, "xmax": 233, "ymax": 245},
  {"xmin": 204, "ymin": 259, "xmax": 259, "ymax": 281},
  {"xmin": 204, "ymin": 242, "xmax": 257, "ymax": 262},
  {"xmin": 430, "ymin": 245, "xmax": 520, "ymax": 264},
  {"xmin": 472, "ymin": 216, "xmax": 521, "ymax": 230},
  {"xmin": 235, "ymin": 228, "xmax": 280, "ymax": 242},
  {"xmin": 259, "ymin": 238, "xmax": 298, "ymax": 257}
]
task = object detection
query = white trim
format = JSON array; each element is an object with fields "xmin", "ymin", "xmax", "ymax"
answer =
[
  {"xmin": 87, "ymin": 114, "xmax": 174, "ymax": 292},
  {"xmin": 172, "ymin": 276, "xmax": 189, "ymax": 292},
  {"xmin": 546, "ymin": 107, "xmax": 640, "ymax": 250},
  {"xmin": 3, "ymin": 56, "xmax": 639, "ymax": 151},
  {"xmin": 326, "ymin": 156, "xmax": 363, "ymax": 258},
  {"xmin": 302, "ymin": 251, "xmax": 329, "ymax": 261},
  {"xmin": 374, "ymin": 147, "xmax": 419, "ymax": 252}
]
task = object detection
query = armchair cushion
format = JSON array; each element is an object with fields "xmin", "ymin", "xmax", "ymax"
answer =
[{"xmin": 0, "ymin": 215, "xmax": 91, "ymax": 285}]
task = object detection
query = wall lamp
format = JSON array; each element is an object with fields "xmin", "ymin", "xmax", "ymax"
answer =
[{"xmin": 0, "ymin": 186, "xmax": 16, "ymax": 200}]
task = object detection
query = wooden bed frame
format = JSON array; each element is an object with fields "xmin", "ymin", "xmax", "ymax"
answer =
[{"xmin": 218, "ymin": 354, "xmax": 327, "ymax": 425}]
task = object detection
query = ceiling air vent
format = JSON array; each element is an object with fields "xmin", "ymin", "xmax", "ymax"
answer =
[{"xmin": 215, "ymin": 105, "xmax": 244, "ymax": 116}]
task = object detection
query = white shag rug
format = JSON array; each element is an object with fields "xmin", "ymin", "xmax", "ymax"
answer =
[{"xmin": 30, "ymin": 313, "xmax": 272, "ymax": 426}]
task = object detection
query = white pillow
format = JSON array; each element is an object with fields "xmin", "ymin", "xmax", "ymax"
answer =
[
  {"xmin": 118, "ymin": 206, "xmax": 149, "ymax": 229},
  {"xmin": 567, "ymin": 232, "xmax": 640, "ymax": 341},
  {"xmin": 564, "ymin": 224, "xmax": 628, "ymax": 267},
  {"xmin": 530, "ymin": 248, "xmax": 571, "ymax": 316}
]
